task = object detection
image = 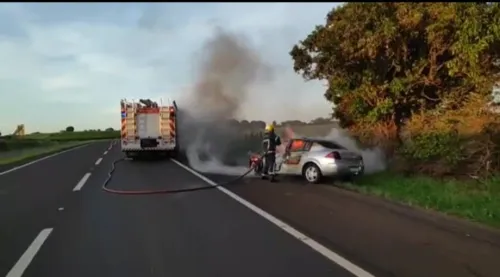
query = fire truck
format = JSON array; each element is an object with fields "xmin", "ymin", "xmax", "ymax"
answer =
[{"xmin": 120, "ymin": 98, "xmax": 179, "ymax": 158}]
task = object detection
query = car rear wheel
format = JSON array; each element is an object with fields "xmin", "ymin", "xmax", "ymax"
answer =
[{"xmin": 303, "ymin": 163, "xmax": 322, "ymax": 184}]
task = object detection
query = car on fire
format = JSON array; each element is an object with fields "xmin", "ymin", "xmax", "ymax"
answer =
[{"xmin": 249, "ymin": 137, "xmax": 364, "ymax": 184}]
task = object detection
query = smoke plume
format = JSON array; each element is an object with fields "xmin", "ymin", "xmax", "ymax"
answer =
[
  {"xmin": 178, "ymin": 27, "xmax": 272, "ymax": 175},
  {"xmin": 178, "ymin": 27, "xmax": 386, "ymax": 176}
]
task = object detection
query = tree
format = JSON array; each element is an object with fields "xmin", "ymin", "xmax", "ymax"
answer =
[
  {"xmin": 65, "ymin": 126, "xmax": 75, "ymax": 132},
  {"xmin": 239, "ymin": 120, "xmax": 250, "ymax": 127},
  {"xmin": 290, "ymin": 3, "xmax": 500, "ymax": 132},
  {"xmin": 105, "ymin": 127, "xmax": 114, "ymax": 132},
  {"xmin": 250, "ymin": 120, "xmax": 266, "ymax": 129},
  {"xmin": 310, "ymin": 117, "xmax": 331, "ymax": 124},
  {"xmin": 281, "ymin": 120, "xmax": 306, "ymax": 126}
]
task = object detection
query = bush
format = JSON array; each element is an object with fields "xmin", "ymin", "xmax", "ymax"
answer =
[{"xmin": 399, "ymin": 95, "xmax": 500, "ymax": 177}]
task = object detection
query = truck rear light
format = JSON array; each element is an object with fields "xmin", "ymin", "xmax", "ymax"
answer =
[{"xmin": 326, "ymin": 151, "xmax": 341, "ymax": 160}]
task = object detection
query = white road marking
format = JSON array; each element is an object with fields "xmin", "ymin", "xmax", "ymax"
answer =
[
  {"xmin": 73, "ymin": 173, "xmax": 91, "ymax": 191},
  {"xmin": 58, "ymin": 207, "xmax": 64, "ymax": 211},
  {"xmin": 6, "ymin": 228, "xmax": 53, "ymax": 277},
  {"xmin": 103, "ymin": 151, "xmax": 108, "ymax": 155},
  {"xmin": 0, "ymin": 144, "xmax": 89, "ymax": 177},
  {"xmin": 95, "ymin": 158, "xmax": 103, "ymax": 165},
  {"xmin": 170, "ymin": 158, "xmax": 375, "ymax": 277}
]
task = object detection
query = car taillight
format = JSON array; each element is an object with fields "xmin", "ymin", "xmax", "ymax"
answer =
[{"xmin": 326, "ymin": 151, "xmax": 341, "ymax": 160}]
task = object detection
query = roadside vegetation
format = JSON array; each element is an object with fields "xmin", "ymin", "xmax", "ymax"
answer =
[
  {"xmin": 0, "ymin": 127, "xmax": 119, "ymax": 165},
  {"xmin": 288, "ymin": 3, "xmax": 500, "ymax": 227}
]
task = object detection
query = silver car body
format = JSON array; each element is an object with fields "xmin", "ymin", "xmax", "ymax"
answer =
[{"xmin": 275, "ymin": 138, "xmax": 364, "ymax": 180}]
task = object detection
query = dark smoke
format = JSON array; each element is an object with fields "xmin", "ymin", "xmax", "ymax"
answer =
[{"xmin": 178, "ymin": 27, "xmax": 273, "ymax": 175}]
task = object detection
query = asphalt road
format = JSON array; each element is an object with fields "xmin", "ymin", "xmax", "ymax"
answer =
[
  {"xmin": 1, "ymin": 141, "xmax": 500, "ymax": 277},
  {"xmin": 0, "ymin": 141, "xmax": 358, "ymax": 277}
]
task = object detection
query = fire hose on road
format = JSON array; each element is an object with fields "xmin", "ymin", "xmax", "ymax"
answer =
[{"xmin": 101, "ymin": 154, "xmax": 265, "ymax": 195}]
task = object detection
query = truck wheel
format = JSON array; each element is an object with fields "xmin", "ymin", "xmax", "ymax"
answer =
[{"xmin": 302, "ymin": 163, "xmax": 322, "ymax": 184}]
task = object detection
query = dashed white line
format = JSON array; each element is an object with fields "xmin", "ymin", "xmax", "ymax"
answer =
[
  {"xmin": 103, "ymin": 151, "xmax": 108, "ymax": 155},
  {"xmin": 95, "ymin": 157, "xmax": 103, "ymax": 165},
  {"xmin": 73, "ymin": 173, "xmax": 91, "ymax": 191},
  {"xmin": 6, "ymin": 228, "xmax": 53, "ymax": 277},
  {"xmin": 170, "ymin": 158, "xmax": 375, "ymax": 277}
]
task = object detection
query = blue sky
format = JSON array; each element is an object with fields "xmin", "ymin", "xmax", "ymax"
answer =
[{"xmin": 0, "ymin": 3, "xmax": 339, "ymax": 133}]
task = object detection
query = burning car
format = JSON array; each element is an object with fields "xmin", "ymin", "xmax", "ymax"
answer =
[{"xmin": 248, "ymin": 137, "xmax": 364, "ymax": 184}]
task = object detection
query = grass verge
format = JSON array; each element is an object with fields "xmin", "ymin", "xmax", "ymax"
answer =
[
  {"xmin": 348, "ymin": 172, "xmax": 500, "ymax": 228},
  {"xmin": 0, "ymin": 140, "xmax": 92, "ymax": 165}
]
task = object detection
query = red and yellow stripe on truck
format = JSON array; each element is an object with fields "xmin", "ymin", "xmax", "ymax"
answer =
[{"xmin": 169, "ymin": 107, "xmax": 176, "ymax": 140}]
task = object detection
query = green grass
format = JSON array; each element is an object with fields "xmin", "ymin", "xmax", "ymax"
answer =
[
  {"xmin": 0, "ymin": 140, "xmax": 93, "ymax": 165},
  {"xmin": 25, "ymin": 130, "xmax": 120, "ymax": 141},
  {"xmin": 349, "ymin": 172, "xmax": 500, "ymax": 228},
  {"xmin": 0, "ymin": 130, "xmax": 119, "ymax": 165}
]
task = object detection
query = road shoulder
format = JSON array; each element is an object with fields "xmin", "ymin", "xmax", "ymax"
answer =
[{"xmin": 221, "ymin": 178, "xmax": 500, "ymax": 277}]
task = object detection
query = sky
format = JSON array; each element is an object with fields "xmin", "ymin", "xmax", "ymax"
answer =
[{"xmin": 0, "ymin": 3, "xmax": 340, "ymax": 134}]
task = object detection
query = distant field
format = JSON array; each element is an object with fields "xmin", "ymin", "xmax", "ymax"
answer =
[
  {"xmin": 0, "ymin": 140, "xmax": 91, "ymax": 165},
  {"xmin": 0, "ymin": 130, "xmax": 119, "ymax": 165},
  {"xmin": 23, "ymin": 130, "xmax": 120, "ymax": 142}
]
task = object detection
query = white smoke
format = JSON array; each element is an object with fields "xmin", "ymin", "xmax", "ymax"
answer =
[
  {"xmin": 183, "ymin": 125, "xmax": 250, "ymax": 176},
  {"xmin": 322, "ymin": 128, "xmax": 386, "ymax": 174}
]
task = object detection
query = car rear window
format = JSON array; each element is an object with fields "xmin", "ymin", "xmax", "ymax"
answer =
[{"xmin": 315, "ymin": 140, "xmax": 345, "ymax": 150}]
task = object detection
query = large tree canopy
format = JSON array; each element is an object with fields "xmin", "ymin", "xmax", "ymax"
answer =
[{"xmin": 290, "ymin": 3, "xmax": 500, "ymax": 130}]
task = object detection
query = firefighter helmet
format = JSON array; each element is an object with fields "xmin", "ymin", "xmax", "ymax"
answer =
[{"xmin": 264, "ymin": 123, "xmax": 275, "ymax": 133}]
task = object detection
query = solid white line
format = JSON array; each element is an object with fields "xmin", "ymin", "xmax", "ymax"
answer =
[
  {"xmin": 95, "ymin": 157, "xmax": 103, "ymax": 165},
  {"xmin": 103, "ymin": 151, "xmax": 108, "ymax": 155},
  {"xmin": 6, "ymin": 228, "xmax": 53, "ymax": 277},
  {"xmin": 0, "ymin": 144, "xmax": 89, "ymax": 177},
  {"xmin": 73, "ymin": 173, "xmax": 91, "ymax": 191},
  {"xmin": 170, "ymin": 158, "xmax": 375, "ymax": 277}
]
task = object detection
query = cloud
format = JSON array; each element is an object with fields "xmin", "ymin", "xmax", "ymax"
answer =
[{"xmin": 0, "ymin": 3, "xmax": 340, "ymax": 133}]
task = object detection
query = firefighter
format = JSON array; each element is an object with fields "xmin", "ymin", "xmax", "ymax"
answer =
[{"xmin": 261, "ymin": 123, "xmax": 282, "ymax": 181}]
